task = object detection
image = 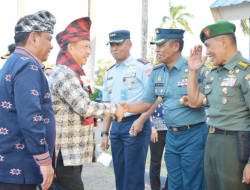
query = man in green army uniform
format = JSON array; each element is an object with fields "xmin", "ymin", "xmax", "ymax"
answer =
[{"xmin": 187, "ymin": 21, "xmax": 250, "ymax": 190}]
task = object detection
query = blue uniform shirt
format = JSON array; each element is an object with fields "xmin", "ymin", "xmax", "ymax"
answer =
[
  {"xmin": 0, "ymin": 48, "xmax": 55, "ymax": 184},
  {"xmin": 142, "ymin": 56, "xmax": 209, "ymax": 127},
  {"xmin": 150, "ymin": 103, "xmax": 168, "ymax": 131},
  {"xmin": 103, "ymin": 55, "xmax": 152, "ymax": 117}
]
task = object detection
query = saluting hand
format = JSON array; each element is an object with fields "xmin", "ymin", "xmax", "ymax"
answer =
[
  {"xmin": 189, "ymin": 45, "xmax": 207, "ymax": 71},
  {"xmin": 243, "ymin": 163, "xmax": 250, "ymax": 184}
]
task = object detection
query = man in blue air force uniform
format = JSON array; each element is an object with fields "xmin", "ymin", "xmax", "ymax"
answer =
[
  {"xmin": 101, "ymin": 30, "xmax": 152, "ymax": 190},
  {"xmin": 122, "ymin": 28, "xmax": 210, "ymax": 190}
]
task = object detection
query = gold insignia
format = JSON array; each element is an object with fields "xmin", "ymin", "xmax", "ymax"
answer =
[
  {"xmin": 110, "ymin": 34, "xmax": 117, "ymax": 37},
  {"xmin": 236, "ymin": 69, "xmax": 240, "ymax": 74},
  {"xmin": 229, "ymin": 69, "xmax": 234, "ymax": 74},
  {"xmin": 222, "ymin": 88, "xmax": 228, "ymax": 94},
  {"xmin": 131, "ymin": 79, "xmax": 135, "ymax": 84},
  {"xmin": 181, "ymin": 75, "xmax": 189, "ymax": 79},
  {"xmin": 172, "ymin": 127, "xmax": 178, "ymax": 132},
  {"xmin": 203, "ymin": 98, "xmax": 207, "ymax": 106},
  {"xmin": 209, "ymin": 127, "xmax": 215, "ymax": 134},
  {"xmin": 185, "ymin": 69, "xmax": 188, "ymax": 73},
  {"xmin": 179, "ymin": 98, "xmax": 184, "ymax": 104},
  {"xmin": 108, "ymin": 88, "xmax": 112, "ymax": 94},
  {"xmin": 109, "ymin": 39, "xmax": 124, "ymax": 43},
  {"xmin": 128, "ymin": 85, "xmax": 132, "ymax": 90},
  {"xmin": 227, "ymin": 75, "xmax": 236, "ymax": 78},
  {"xmin": 158, "ymin": 76, "xmax": 162, "ymax": 82},
  {"xmin": 151, "ymin": 39, "xmax": 165, "ymax": 43},
  {"xmin": 155, "ymin": 30, "xmax": 160, "ymax": 34},
  {"xmin": 158, "ymin": 96, "xmax": 163, "ymax": 103},
  {"xmin": 210, "ymin": 77, "xmax": 214, "ymax": 81},
  {"xmin": 238, "ymin": 61, "xmax": 249, "ymax": 68}
]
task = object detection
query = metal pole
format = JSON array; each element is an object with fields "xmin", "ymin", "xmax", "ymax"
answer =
[{"xmin": 249, "ymin": 19, "xmax": 250, "ymax": 60}]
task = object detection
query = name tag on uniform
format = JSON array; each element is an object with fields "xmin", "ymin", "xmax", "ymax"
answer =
[
  {"xmin": 220, "ymin": 78, "xmax": 237, "ymax": 87},
  {"xmin": 155, "ymin": 83, "xmax": 164, "ymax": 87},
  {"xmin": 107, "ymin": 77, "xmax": 113, "ymax": 80},
  {"xmin": 121, "ymin": 88, "xmax": 127, "ymax": 100},
  {"xmin": 178, "ymin": 79, "xmax": 188, "ymax": 87},
  {"xmin": 206, "ymin": 81, "xmax": 213, "ymax": 85}
]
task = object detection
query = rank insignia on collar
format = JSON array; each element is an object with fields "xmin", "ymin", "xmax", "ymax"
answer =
[{"xmin": 237, "ymin": 61, "xmax": 250, "ymax": 70}]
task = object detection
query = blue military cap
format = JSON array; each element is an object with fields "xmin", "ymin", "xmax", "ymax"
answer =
[
  {"xmin": 150, "ymin": 28, "xmax": 185, "ymax": 45},
  {"xmin": 106, "ymin": 30, "xmax": 130, "ymax": 46}
]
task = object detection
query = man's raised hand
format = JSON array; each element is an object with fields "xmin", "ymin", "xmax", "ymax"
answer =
[{"xmin": 189, "ymin": 45, "xmax": 207, "ymax": 71}]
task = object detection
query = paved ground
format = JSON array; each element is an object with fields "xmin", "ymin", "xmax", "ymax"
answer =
[{"xmin": 81, "ymin": 121, "xmax": 151, "ymax": 190}]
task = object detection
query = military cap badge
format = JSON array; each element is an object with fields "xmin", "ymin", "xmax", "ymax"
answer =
[{"xmin": 203, "ymin": 29, "xmax": 211, "ymax": 36}]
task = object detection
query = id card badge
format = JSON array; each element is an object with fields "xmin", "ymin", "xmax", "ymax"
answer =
[{"xmin": 121, "ymin": 88, "xmax": 127, "ymax": 100}]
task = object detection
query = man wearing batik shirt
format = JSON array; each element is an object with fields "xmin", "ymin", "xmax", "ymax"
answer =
[
  {"xmin": 0, "ymin": 11, "xmax": 56, "ymax": 190},
  {"xmin": 49, "ymin": 17, "xmax": 125, "ymax": 190}
]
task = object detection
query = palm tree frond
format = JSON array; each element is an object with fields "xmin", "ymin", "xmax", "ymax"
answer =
[
  {"xmin": 240, "ymin": 19, "xmax": 249, "ymax": 36},
  {"xmin": 159, "ymin": 22, "xmax": 167, "ymax": 28},
  {"xmin": 177, "ymin": 13, "xmax": 194, "ymax": 20},
  {"xmin": 176, "ymin": 18, "xmax": 194, "ymax": 34},
  {"xmin": 162, "ymin": 16, "xmax": 171, "ymax": 22}
]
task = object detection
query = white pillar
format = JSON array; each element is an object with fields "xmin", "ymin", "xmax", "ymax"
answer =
[{"xmin": 17, "ymin": 0, "xmax": 28, "ymax": 20}]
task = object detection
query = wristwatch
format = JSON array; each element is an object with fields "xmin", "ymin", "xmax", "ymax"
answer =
[{"xmin": 101, "ymin": 131, "xmax": 109, "ymax": 137}]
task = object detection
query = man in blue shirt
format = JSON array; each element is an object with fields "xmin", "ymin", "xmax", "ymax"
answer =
[
  {"xmin": 0, "ymin": 11, "xmax": 56, "ymax": 190},
  {"xmin": 101, "ymin": 30, "xmax": 152, "ymax": 190},
  {"xmin": 121, "ymin": 28, "xmax": 210, "ymax": 190}
]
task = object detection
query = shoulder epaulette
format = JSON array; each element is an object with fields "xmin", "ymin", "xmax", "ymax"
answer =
[
  {"xmin": 153, "ymin": 63, "xmax": 164, "ymax": 70},
  {"xmin": 211, "ymin": 66, "xmax": 218, "ymax": 71},
  {"xmin": 200, "ymin": 66, "xmax": 206, "ymax": 76},
  {"xmin": 236, "ymin": 61, "xmax": 250, "ymax": 70},
  {"xmin": 107, "ymin": 64, "xmax": 115, "ymax": 71},
  {"xmin": 137, "ymin": 58, "xmax": 150, "ymax": 65}
]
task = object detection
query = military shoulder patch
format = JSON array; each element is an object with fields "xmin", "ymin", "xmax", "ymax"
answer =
[
  {"xmin": 137, "ymin": 58, "xmax": 150, "ymax": 65},
  {"xmin": 153, "ymin": 63, "xmax": 165, "ymax": 70},
  {"xmin": 211, "ymin": 66, "xmax": 218, "ymax": 71},
  {"xmin": 107, "ymin": 64, "xmax": 115, "ymax": 71},
  {"xmin": 237, "ymin": 61, "xmax": 250, "ymax": 70}
]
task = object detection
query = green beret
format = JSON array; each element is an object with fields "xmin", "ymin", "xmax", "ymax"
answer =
[{"xmin": 200, "ymin": 21, "xmax": 236, "ymax": 43}]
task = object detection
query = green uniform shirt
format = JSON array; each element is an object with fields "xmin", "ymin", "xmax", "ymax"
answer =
[{"xmin": 199, "ymin": 52, "xmax": 250, "ymax": 131}]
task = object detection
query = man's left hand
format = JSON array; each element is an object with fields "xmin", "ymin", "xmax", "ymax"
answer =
[
  {"xmin": 243, "ymin": 162, "xmax": 250, "ymax": 184},
  {"xmin": 130, "ymin": 119, "xmax": 144, "ymax": 137},
  {"xmin": 181, "ymin": 96, "xmax": 189, "ymax": 106}
]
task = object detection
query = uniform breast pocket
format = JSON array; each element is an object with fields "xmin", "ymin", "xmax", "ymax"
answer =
[
  {"xmin": 177, "ymin": 86, "xmax": 187, "ymax": 95},
  {"xmin": 218, "ymin": 87, "xmax": 235, "ymax": 109},
  {"xmin": 154, "ymin": 86, "xmax": 166, "ymax": 97}
]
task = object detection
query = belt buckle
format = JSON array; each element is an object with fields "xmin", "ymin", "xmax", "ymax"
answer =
[
  {"xmin": 209, "ymin": 127, "xmax": 215, "ymax": 134},
  {"xmin": 172, "ymin": 127, "xmax": 178, "ymax": 132},
  {"xmin": 186, "ymin": 125, "xmax": 190, "ymax": 129}
]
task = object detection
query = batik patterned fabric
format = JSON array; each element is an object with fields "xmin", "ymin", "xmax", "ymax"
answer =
[
  {"xmin": 15, "ymin": 10, "xmax": 56, "ymax": 34},
  {"xmin": 0, "ymin": 47, "xmax": 55, "ymax": 184},
  {"xmin": 150, "ymin": 103, "xmax": 168, "ymax": 131},
  {"xmin": 49, "ymin": 65, "xmax": 117, "ymax": 166},
  {"xmin": 56, "ymin": 17, "xmax": 91, "ymax": 49}
]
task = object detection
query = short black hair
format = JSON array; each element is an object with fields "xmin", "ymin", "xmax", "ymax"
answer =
[
  {"xmin": 169, "ymin": 39, "xmax": 184, "ymax": 52},
  {"xmin": 227, "ymin": 33, "xmax": 237, "ymax": 46}
]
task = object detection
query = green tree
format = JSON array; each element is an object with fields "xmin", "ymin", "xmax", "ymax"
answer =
[
  {"xmin": 147, "ymin": 35, "xmax": 158, "ymax": 65},
  {"xmin": 240, "ymin": 19, "xmax": 249, "ymax": 36},
  {"xmin": 95, "ymin": 59, "xmax": 114, "ymax": 86},
  {"xmin": 159, "ymin": 1, "xmax": 194, "ymax": 34}
]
